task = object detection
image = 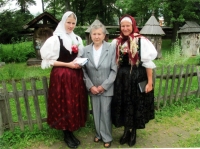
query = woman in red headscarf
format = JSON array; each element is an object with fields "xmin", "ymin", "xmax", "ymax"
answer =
[{"xmin": 111, "ymin": 15, "xmax": 157, "ymax": 147}]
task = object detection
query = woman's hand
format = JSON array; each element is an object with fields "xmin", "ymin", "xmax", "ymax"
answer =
[
  {"xmin": 145, "ymin": 68, "xmax": 153, "ymax": 93},
  {"xmin": 68, "ymin": 62, "xmax": 81, "ymax": 69},
  {"xmin": 90, "ymin": 86, "xmax": 100, "ymax": 95},
  {"xmin": 145, "ymin": 83, "xmax": 153, "ymax": 93},
  {"xmin": 74, "ymin": 63, "xmax": 81, "ymax": 69},
  {"xmin": 97, "ymin": 86, "xmax": 105, "ymax": 94}
]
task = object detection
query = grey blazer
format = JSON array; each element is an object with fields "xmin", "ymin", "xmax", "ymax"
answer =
[{"xmin": 81, "ymin": 41, "xmax": 117, "ymax": 96}]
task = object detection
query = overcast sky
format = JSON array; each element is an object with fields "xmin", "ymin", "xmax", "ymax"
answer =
[{"xmin": 0, "ymin": 0, "xmax": 43, "ymax": 15}]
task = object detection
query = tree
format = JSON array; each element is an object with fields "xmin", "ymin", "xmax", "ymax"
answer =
[
  {"xmin": 43, "ymin": 0, "xmax": 66, "ymax": 19},
  {"xmin": 115, "ymin": 0, "xmax": 161, "ymax": 26},
  {"xmin": 43, "ymin": 0, "xmax": 118, "ymax": 25},
  {"xmin": 115, "ymin": 0, "xmax": 200, "ymax": 43},
  {"xmin": 41, "ymin": 0, "xmax": 44, "ymax": 12},
  {"xmin": 162, "ymin": 0, "xmax": 200, "ymax": 42},
  {"xmin": 83, "ymin": 0, "xmax": 118, "ymax": 25},
  {"xmin": 0, "ymin": 10, "xmax": 34, "ymax": 43},
  {"xmin": 0, "ymin": 0, "xmax": 7, "ymax": 7},
  {"xmin": 15, "ymin": 0, "xmax": 36, "ymax": 13}
]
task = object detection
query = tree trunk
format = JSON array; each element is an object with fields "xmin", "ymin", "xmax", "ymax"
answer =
[
  {"xmin": 172, "ymin": 21, "xmax": 179, "ymax": 44},
  {"xmin": 79, "ymin": 1, "xmax": 84, "ymax": 25},
  {"xmin": 66, "ymin": 0, "xmax": 70, "ymax": 11},
  {"xmin": 41, "ymin": 0, "xmax": 44, "ymax": 13},
  {"xmin": 99, "ymin": 0, "xmax": 104, "ymax": 24},
  {"xmin": 53, "ymin": 0, "xmax": 55, "ymax": 16}
]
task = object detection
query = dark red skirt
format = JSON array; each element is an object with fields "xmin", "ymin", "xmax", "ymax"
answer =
[{"xmin": 47, "ymin": 67, "xmax": 88, "ymax": 131}]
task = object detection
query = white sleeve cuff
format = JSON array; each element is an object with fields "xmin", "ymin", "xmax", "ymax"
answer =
[
  {"xmin": 41, "ymin": 60, "xmax": 55, "ymax": 69},
  {"xmin": 142, "ymin": 61, "xmax": 156, "ymax": 69}
]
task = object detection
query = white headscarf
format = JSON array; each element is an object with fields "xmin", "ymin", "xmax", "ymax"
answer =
[
  {"xmin": 53, "ymin": 11, "xmax": 79, "ymax": 53},
  {"xmin": 120, "ymin": 17, "xmax": 132, "ymax": 24}
]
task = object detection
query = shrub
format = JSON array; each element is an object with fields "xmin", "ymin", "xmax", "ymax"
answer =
[{"xmin": 0, "ymin": 37, "xmax": 35, "ymax": 63}]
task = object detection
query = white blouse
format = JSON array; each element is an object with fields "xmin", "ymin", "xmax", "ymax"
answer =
[
  {"xmin": 93, "ymin": 45, "xmax": 102, "ymax": 67},
  {"xmin": 111, "ymin": 38, "xmax": 157, "ymax": 69},
  {"xmin": 40, "ymin": 35, "xmax": 84, "ymax": 69}
]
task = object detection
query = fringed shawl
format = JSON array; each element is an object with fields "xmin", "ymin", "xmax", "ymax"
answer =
[{"xmin": 116, "ymin": 15, "xmax": 142, "ymax": 66}]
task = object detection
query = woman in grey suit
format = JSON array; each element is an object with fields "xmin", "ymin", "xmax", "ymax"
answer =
[{"xmin": 81, "ymin": 24, "xmax": 117, "ymax": 148}]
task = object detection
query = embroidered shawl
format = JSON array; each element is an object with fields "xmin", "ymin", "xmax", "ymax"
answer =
[{"xmin": 116, "ymin": 15, "xmax": 142, "ymax": 66}]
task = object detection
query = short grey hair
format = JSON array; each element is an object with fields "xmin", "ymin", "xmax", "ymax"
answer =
[{"xmin": 90, "ymin": 24, "xmax": 106, "ymax": 35}]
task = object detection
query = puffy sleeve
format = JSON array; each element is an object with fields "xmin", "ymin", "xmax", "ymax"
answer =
[
  {"xmin": 40, "ymin": 35, "xmax": 60, "ymax": 69},
  {"xmin": 140, "ymin": 38, "xmax": 157, "ymax": 69}
]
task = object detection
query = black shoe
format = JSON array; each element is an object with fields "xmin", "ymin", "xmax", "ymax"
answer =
[
  {"xmin": 120, "ymin": 128, "xmax": 131, "ymax": 145},
  {"xmin": 128, "ymin": 129, "xmax": 136, "ymax": 147},
  {"xmin": 64, "ymin": 137, "xmax": 78, "ymax": 148},
  {"xmin": 63, "ymin": 130, "xmax": 78, "ymax": 148},
  {"xmin": 69, "ymin": 132, "xmax": 80, "ymax": 145}
]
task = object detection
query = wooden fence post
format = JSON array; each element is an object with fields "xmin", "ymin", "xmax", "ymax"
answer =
[
  {"xmin": 196, "ymin": 66, "xmax": 200, "ymax": 97},
  {"xmin": 0, "ymin": 87, "xmax": 7, "ymax": 136},
  {"xmin": 0, "ymin": 106, "xmax": 2, "ymax": 136}
]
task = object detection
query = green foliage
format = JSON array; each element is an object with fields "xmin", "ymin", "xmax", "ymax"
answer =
[
  {"xmin": 74, "ymin": 26, "xmax": 86, "ymax": 39},
  {"xmin": 155, "ymin": 97, "xmax": 200, "ymax": 121},
  {"xmin": 3, "ymin": 63, "xmax": 21, "ymax": 79},
  {"xmin": 177, "ymin": 134, "xmax": 200, "ymax": 147},
  {"xmin": 163, "ymin": 0, "xmax": 200, "ymax": 26},
  {"xmin": 0, "ymin": 39, "xmax": 199, "ymax": 148},
  {"xmin": 115, "ymin": 0, "xmax": 161, "ymax": 26},
  {"xmin": 195, "ymin": 55, "xmax": 200, "ymax": 65},
  {"xmin": 15, "ymin": 0, "xmax": 36, "ymax": 13},
  {"xmin": 0, "ymin": 124, "xmax": 61, "ymax": 149},
  {"xmin": 0, "ymin": 38, "xmax": 35, "ymax": 63},
  {"xmin": 0, "ymin": 63, "xmax": 50, "ymax": 81},
  {"xmin": 0, "ymin": 10, "xmax": 34, "ymax": 43},
  {"xmin": 44, "ymin": 0, "xmax": 118, "ymax": 25},
  {"xmin": 83, "ymin": 0, "xmax": 118, "ymax": 25},
  {"xmin": 1, "ymin": 96, "xmax": 199, "ymax": 148},
  {"xmin": 107, "ymin": 28, "xmax": 118, "ymax": 35},
  {"xmin": 115, "ymin": 0, "xmax": 200, "ymax": 42}
]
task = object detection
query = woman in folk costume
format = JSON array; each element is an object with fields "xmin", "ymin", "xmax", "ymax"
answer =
[
  {"xmin": 40, "ymin": 11, "xmax": 87, "ymax": 148},
  {"xmin": 111, "ymin": 15, "xmax": 157, "ymax": 147}
]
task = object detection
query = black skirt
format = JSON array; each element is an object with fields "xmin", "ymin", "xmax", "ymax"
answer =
[{"xmin": 111, "ymin": 64, "xmax": 155, "ymax": 129}]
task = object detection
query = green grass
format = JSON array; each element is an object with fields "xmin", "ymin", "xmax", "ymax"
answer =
[
  {"xmin": 1, "ymin": 98, "xmax": 199, "ymax": 149},
  {"xmin": 177, "ymin": 134, "xmax": 200, "ymax": 147},
  {"xmin": 0, "ymin": 63, "xmax": 51, "ymax": 81},
  {"xmin": 0, "ymin": 39, "xmax": 200, "ymax": 148}
]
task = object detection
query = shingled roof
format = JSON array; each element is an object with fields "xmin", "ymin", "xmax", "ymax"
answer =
[
  {"xmin": 23, "ymin": 12, "xmax": 59, "ymax": 29},
  {"xmin": 178, "ymin": 21, "xmax": 200, "ymax": 33},
  {"xmin": 85, "ymin": 19, "xmax": 109, "ymax": 34},
  {"xmin": 140, "ymin": 15, "xmax": 165, "ymax": 35}
]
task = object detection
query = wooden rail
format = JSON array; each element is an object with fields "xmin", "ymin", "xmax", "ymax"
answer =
[{"xmin": 0, "ymin": 65, "xmax": 199, "ymax": 135}]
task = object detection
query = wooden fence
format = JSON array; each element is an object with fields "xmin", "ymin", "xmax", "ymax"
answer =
[{"xmin": 0, "ymin": 64, "xmax": 200, "ymax": 135}]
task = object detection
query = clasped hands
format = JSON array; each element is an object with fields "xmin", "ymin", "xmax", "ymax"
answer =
[{"xmin": 90, "ymin": 86, "xmax": 105, "ymax": 95}]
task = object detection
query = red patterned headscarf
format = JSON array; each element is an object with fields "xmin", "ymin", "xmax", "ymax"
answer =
[{"xmin": 116, "ymin": 14, "xmax": 141, "ymax": 66}]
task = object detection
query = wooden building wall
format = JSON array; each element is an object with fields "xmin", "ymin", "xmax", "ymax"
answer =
[{"xmin": 180, "ymin": 33, "xmax": 200, "ymax": 56}]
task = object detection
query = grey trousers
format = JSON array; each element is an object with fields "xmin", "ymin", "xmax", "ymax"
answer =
[{"xmin": 91, "ymin": 95, "xmax": 112, "ymax": 142}]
